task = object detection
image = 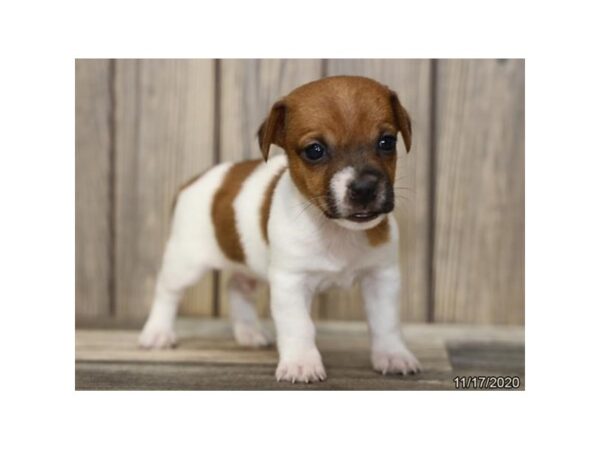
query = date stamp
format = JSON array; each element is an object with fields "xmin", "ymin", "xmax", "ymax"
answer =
[{"xmin": 453, "ymin": 375, "xmax": 521, "ymax": 390}]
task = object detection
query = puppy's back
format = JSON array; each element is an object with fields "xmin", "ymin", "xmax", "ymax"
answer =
[{"xmin": 169, "ymin": 155, "xmax": 288, "ymax": 276}]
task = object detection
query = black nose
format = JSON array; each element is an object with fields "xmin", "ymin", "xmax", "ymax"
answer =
[{"xmin": 349, "ymin": 173, "xmax": 379, "ymax": 204}]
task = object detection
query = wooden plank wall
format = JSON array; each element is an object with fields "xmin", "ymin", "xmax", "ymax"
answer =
[
  {"xmin": 113, "ymin": 60, "xmax": 216, "ymax": 320},
  {"xmin": 433, "ymin": 59, "xmax": 525, "ymax": 324},
  {"xmin": 75, "ymin": 59, "xmax": 525, "ymax": 325},
  {"xmin": 75, "ymin": 60, "xmax": 112, "ymax": 320}
]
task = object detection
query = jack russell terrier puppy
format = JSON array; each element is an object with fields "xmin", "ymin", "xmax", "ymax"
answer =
[{"xmin": 139, "ymin": 75, "xmax": 421, "ymax": 383}]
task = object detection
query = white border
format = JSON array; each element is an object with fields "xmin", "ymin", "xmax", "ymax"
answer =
[{"xmin": 2, "ymin": 0, "xmax": 600, "ymax": 448}]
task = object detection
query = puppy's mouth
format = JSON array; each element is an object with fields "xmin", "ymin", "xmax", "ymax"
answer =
[
  {"xmin": 347, "ymin": 211, "xmax": 381, "ymax": 223},
  {"xmin": 323, "ymin": 210, "xmax": 385, "ymax": 223}
]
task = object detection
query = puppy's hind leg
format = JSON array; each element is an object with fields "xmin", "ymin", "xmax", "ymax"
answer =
[
  {"xmin": 139, "ymin": 238, "xmax": 208, "ymax": 349},
  {"xmin": 229, "ymin": 273, "xmax": 273, "ymax": 347}
]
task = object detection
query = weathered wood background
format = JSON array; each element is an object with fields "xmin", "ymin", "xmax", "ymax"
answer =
[{"xmin": 75, "ymin": 59, "xmax": 524, "ymax": 325}]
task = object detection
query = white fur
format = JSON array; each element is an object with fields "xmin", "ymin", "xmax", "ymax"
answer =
[
  {"xmin": 139, "ymin": 163, "xmax": 233, "ymax": 349},
  {"xmin": 333, "ymin": 214, "xmax": 385, "ymax": 231},
  {"xmin": 139, "ymin": 154, "xmax": 420, "ymax": 382},
  {"xmin": 229, "ymin": 273, "xmax": 273, "ymax": 347},
  {"xmin": 330, "ymin": 166, "xmax": 355, "ymax": 216}
]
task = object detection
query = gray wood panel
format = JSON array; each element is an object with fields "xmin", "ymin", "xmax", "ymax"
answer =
[
  {"xmin": 75, "ymin": 59, "xmax": 112, "ymax": 320},
  {"xmin": 113, "ymin": 60, "xmax": 216, "ymax": 320},
  {"xmin": 218, "ymin": 59, "xmax": 323, "ymax": 318},
  {"xmin": 322, "ymin": 60, "xmax": 432, "ymax": 322},
  {"xmin": 433, "ymin": 59, "xmax": 525, "ymax": 324}
]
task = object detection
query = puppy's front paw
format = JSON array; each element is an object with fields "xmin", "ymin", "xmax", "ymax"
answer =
[
  {"xmin": 138, "ymin": 324, "xmax": 177, "ymax": 349},
  {"xmin": 372, "ymin": 349, "xmax": 421, "ymax": 375},
  {"xmin": 233, "ymin": 322, "xmax": 274, "ymax": 347},
  {"xmin": 276, "ymin": 350, "xmax": 327, "ymax": 383}
]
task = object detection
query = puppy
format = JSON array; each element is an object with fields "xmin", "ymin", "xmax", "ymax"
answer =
[{"xmin": 139, "ymin": 76, "xmax": 421, "ymax": 382}]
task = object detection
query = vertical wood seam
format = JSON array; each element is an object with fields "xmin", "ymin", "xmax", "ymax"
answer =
[
  {"xmin": 321, "ymin": 59, "xmax": 327, "ymax": 79},
  {"xmin": 426, "ymin": 59, "xmax": 438, "ymax": 323},
  {"xmin": 108, "ymin": 59, "xmax": 117, "ymax": 318},
  {"xmin": 212, "ymin": 59, "xmax": 222, "ymax": 317}
]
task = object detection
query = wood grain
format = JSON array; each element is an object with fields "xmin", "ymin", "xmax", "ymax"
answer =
[
  {"xmin": 322, "ymin": 60, "xmax": 432, "ymax": 322},
  {"xmin": 75, "ymin": 59, "xmax": 112, "ymax": 320},
  {"xmin": 218, "ymin": 59, "xmax": 323, "ymax": 318},
  {"xmin": 433, "ymin": 59, "xmax": 525, "ymax": 324},
  {"xmin": 75, "ymin": 319, "xmax": 524, "ymax": 390},
  {"xmin": 113, "ymin": 60, "xmax": 216, "ymax": 320}
]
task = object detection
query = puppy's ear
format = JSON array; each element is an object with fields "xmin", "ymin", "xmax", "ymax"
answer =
[
  {"xmin": 257, "ymin": 100, "xmax": 286, "ymax": 161},
  {"xmin": 389, "ymin": 91, "xmax": 412, "ymax": 153}
]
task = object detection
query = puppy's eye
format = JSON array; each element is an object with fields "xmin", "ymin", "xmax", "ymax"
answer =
[
  {"xmin": 377, "ymin": 135, "xmax": 397, "ymax": 153},
  {"xmin": 302, "ymin": 143, "xmax": 327, "ymax": 162}
]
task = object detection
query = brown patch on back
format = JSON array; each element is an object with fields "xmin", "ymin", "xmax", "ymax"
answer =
[
  {"xmin": 260, "ymin": 168, "xmax": 287, "ymax": 243},
  {"xmin": 212, "ymin": 160, "xmax": 262, "ymax": 262},
  {"xmin": 365, "ymin": 217, "xmax": 390, "ymax": 246}
]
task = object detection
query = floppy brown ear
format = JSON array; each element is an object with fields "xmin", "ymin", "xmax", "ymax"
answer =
[
  {"xmin": 390, "ymin": 91, "xmax": 412, "ymax": 153},
  {"xmin": 257, "ymin": 100, "xmax": 286, "ymax": 161}
]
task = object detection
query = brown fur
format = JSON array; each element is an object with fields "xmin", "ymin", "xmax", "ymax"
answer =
[
  {"xmin": 211, "ymin": 159, "xmax": 261, "ymax": 262},
  {"xmin": 260, "ymin": 168, "xmax": 287, "ymax": 243},
  {"xmin": 365, "ymin": 217, "xmax": 390, "ymax": 246},
  {"xmin": 257, "ymin": 76, "xmax": 411, "ymax": 215}
]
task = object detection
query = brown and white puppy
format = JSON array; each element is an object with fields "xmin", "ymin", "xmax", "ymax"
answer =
[{"xmin": 139, "ymin": 76, "xmax": 421, "ymax": 383}]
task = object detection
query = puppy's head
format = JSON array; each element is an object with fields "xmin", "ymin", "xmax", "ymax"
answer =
[{"xmin": 258, "ymin": 76, "xmax": 411, "ymax": 230}]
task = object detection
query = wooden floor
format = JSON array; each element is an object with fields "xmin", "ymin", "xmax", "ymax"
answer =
[{"xmin": 76, "ymin": 319, "xmax": 524, "ymax": 390}]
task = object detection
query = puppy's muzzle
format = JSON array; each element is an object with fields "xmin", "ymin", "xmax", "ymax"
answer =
[{"xmin": 327, "ymin": 168, "xmax": 394, "ymax": 223}]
